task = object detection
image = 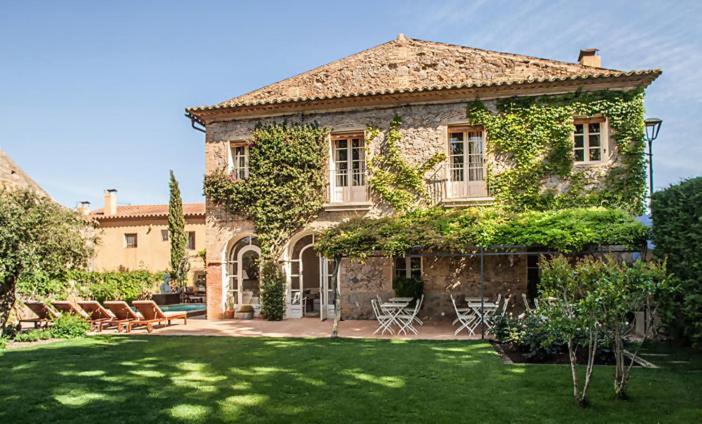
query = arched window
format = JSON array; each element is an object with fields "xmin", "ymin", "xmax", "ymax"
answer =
[{"xmin": 227, "ymin": 235, "xmax": 260, "ymax": 306}]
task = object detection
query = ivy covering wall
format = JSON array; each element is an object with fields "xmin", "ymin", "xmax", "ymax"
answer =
[
  {"xmin": 366, "ymin": 115, "xmax": 445, "ymax": 212},
  {"xmin": 204, "ymin": 122, "xmax": 328, "ymax": 319},
  {"xmin": 468, "ymin": 89, "xmax": 647, "ymax": 215}
]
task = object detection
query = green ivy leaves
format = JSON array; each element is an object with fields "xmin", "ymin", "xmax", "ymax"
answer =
[
  {"xmin": 367, "ymin": 115, "xmax": 446, "ymax": 213},
  {"xmin": 468, "ymin": 89, "xmax": 647, "ymax": 214}
]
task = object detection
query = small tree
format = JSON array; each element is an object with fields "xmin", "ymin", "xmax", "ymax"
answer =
[
  {"xmin": 0, "ymin": 189, "xmax": 93, "ymax": 333},
  {"xmin": 540, "ymin": 256, "xmax": 600, "ymax": 407},
  {"xmin": 168, "ymin": 170, "xmax": 189, "ymax": 288},
  {"xmin": 594, "ymin": 258, "xmax": 669, "ymax": 399}
]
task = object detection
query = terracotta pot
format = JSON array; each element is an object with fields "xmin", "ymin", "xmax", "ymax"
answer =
[{"xmin": 224, "ymin": 309, "xmax": 235, "ymax": 319}]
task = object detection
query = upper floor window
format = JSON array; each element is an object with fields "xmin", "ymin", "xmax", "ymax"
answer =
[
  {"xmin": 124, "ymin": 233, "xmax": 137, "ymax": 248},
  {"xmin": 394, "ymin": 256, "xmax": 422, "ymax": 280},
  {"xmin": 229, "ymin": 142, "xmax": 249, "ymax": 180},
  {"xmin": 447, "ymin": 126, "xmax": 487, "ymax": 199},
  {"xmin": 330, "ymin": 133, "xmax": 366, "ymax": 203},
  {"xmin": 187, "ymin": 231, "xmax": 196, "ymax": 250},
  {"xmin": 161, "ymin": 229, "xmax": 169, "ymax": 241},
  {"xmin": 574, "ymin": 119, "xmax": 606, "ymax": 164}
]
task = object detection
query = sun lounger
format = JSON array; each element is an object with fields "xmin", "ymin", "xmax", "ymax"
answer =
[
  {"xmin": 52, "ymin": 301, "xmax": 111, "ymax": 332},
  {"xmin": 78, "ymin": 301, "xmax": 117, "ymax": 332},
  {"xmin": 20, "ymin": 301, "xmax": 56, "ymax": 328},
  {"xmin": 129, "ymin": 300, "xmax": 188, "ymax": 333},
  {"xmin": 104, "ymin": 301, "xmax": 143, "ymax": 332}
]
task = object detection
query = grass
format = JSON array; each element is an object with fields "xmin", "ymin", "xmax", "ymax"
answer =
[{"xmin": 1, "ymin": 336, "xmax": 701, "ymax": 423}]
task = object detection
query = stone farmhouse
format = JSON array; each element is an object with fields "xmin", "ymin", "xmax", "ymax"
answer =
[
  {"xmin": 89, "ymin": 189, "xmax": 207, "ymax": 287},
  {"xmin": 185, "ymin": 35, "xmax": 660, "ymax": 321}
]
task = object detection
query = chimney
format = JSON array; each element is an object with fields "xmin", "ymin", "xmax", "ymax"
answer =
[
  {"xmin": 103, "ymin": 189, "xmax": 117, "ymax": 215},
  {"xmin": 77, "ymin": 201, "xmax": 91, "ymax": 216},
  {"xmin": 578, "ymin": 48, "xmax": 601, "ymax": 67}
]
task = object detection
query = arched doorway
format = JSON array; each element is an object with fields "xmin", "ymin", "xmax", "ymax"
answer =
[
  {"xmin": 287, "ymin": 233, "xmax": 336, "ymax": 320},
  {"xmin": 226, "ymin": 235, "xmax": 261, "ymax": 311}
]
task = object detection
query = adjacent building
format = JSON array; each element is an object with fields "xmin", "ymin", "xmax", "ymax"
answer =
[
  {"xmin": 0, "ymin": 148, "xmax": 49, "ymax": 196},
  {"xmin": 186, "ymin": 35, "xmax": 660, "ymax": 320},
  {"xmin": 90, "ymin": 189, "xmax": 206, "ymax": 287}
]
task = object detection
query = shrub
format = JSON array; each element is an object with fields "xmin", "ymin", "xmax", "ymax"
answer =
[
  {"xmin": 0, "ymin": 336, "xmax": 8, "ymax": 350},
  {"xmin": 392, "ymin": 277, "xmax": 423, "ymax": 300},
  {"xmin": 50, "ymin": 314, "xmax": 90, "ymax": 338},
  {"xmin": 652, "ymin": 176, "xmax": 702, "ymax": 346},
  {"xmin": 72, "ymin": 270, "xmax": 162, "ymax": 303},
  {"xmin": 239, "ymin": 304, "xmax": 254, "ymax": 313},
  {"xmin": 260, "ymin": 262, "xmax": 285, "ymax": 321},
  {"xmin": 14, "ymin": 329, "xmax": 53, "ymax": 343},
  {"xmin": 493, "ymin": 314, "xmax": 563, "ymax": 360}
]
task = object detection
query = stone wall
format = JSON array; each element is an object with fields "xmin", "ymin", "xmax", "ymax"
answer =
[{"xmin": 336, "ymin": 255, "xmax": 527, "ymax": 321}]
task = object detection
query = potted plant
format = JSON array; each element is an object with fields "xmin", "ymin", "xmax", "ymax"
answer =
[
  {"xmin": 224, "ymin": 295, "xmax": 236, "ymax": 319},
  {"xmin": 237, "ymin": 304, "xmax": 254, "ymax": 320}
]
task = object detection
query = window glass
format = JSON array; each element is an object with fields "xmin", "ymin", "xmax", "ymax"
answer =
[
  {"xmin": 125, "ymin": 233, "xmax": 137, "ymax": 248},
  {"xmin": 574, "ymin": 120, "xmax": 604, "ymax": 163},
  {"xmin": 394, "ymin": 257, "xmax": 407, "ymax": 279},
  {"xmin": 230, "ymin": 144, "xmax": 249, "ymax": 180},
  {"xmin": 187, "ymin": 231, "xmax": 196, "ymax": 250},
  {"xmin": 161, "ymin": 229, "xmax": 169, "ymax": 241},
  {"xmin": 449, "ymin": 129, "xmax": 484, "ymax": 182}
]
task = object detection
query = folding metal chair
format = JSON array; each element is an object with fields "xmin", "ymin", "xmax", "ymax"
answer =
[
  {"xmin": 371, "ymin": 299, "xmax": 395, "ymax": 335},
  {"xmin": 451, "ymin": 294, "xmax": 478, "ymax": 336},
  {"xmin": 397, "ymin": 295, "xmax": 423, "ymax": 335}
]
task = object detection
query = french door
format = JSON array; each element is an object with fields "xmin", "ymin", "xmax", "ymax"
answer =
[
  {"xmin": 330, "ymin": 134, "xmax": 366, "ymax": 203},
  {"xmin": 447, "ymin": 127, "xmax": 487, "ymax": 198}
]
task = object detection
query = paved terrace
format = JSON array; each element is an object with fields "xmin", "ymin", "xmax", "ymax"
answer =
[{"xmin": 101, "ymin": 317, "xmax": 483, "ymax": 340}]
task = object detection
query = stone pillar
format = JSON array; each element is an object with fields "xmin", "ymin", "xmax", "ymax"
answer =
[{"xmin": 206, "ymin": 261, "xmax": 223, "ymax": 320}]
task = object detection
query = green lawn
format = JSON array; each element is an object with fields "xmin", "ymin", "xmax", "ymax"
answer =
[{"xmin": 1, "ymin": 336, "xmax": 701, "ymax": 423}]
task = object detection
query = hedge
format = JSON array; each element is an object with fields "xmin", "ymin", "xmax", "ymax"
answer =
[{"xmin": 652, "ymin": 176, "xmax": 702, "ymax": 346}]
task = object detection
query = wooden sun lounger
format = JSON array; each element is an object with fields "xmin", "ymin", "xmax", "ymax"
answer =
[
  {"xmin": 52, "ymin": 301, "xmax": 111, "ymax": 332},
  {"xmin": 129, "ymin": 300, "xmax": 188, "ymax": 333},
  {"xmin": 104, "ymin": 301, "xmax": 143, "ymax": 333},
  {"xmin": 20, "ymin": 301, "xmax": 56, "ymax": 328},
  {"xmin": 77, "ymin": 301, "xmax": 117, "ymax": 332}
]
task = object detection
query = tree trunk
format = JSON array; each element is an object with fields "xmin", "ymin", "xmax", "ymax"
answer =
[
  {"xmin": 580, "ymin": 328, "xmax": 598, "ymax": 406},
  {"xmin": 613, "ymin": 327, "xmax": 629, "ymax": 399},
  {"xmin": 567, "ymin": 338, "xmax": 582, "ymax": 405},
  {"xmin": 0, "ymin": 276, "xmax": 17, "ymax": 333}
]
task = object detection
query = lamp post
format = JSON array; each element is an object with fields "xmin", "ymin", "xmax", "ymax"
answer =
[
  {"xmin": 643, "ymin": 117, "xmax": 661, "ymax": 336},
  {"xmin": 644, "ymin": 117, "xmax": 663, "ymax": 211}
]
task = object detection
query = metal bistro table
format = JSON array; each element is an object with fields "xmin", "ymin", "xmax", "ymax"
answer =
[
  {"xmin": 380, "ymin": 299, "xmax": 411, "ymax": 331},
  {"xmin": 466, "ymin": 297, "xmax": 498, "ymax": 331}
]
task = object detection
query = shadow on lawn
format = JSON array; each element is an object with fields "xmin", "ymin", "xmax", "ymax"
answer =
[{"xmin": 1, "ymin": 336, "xmax": 701, "ymax": 423}]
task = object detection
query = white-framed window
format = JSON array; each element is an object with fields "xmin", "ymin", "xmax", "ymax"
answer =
[
  {"xmin": 447, "ymin": 126, "xmax": 487, "ymax": 199},
  {"xmin": 229, "ymin": 142, "xmax": 249, "ymax": 180},
  {"xmin": 161, "ymin": 229, "xmax": 169, "ymax": 242},
  {"xmin": 187, "ymin": 231, "xmax": 196, "ymax": 250},
  {"xmin": 330, "ymin": 133, "xmax": 366, "ymax": 202},
  {"xmin": 574, "ymin": 119, "xmax": 606, "ymax": 164},
  {"xmin": 124, "ymin": 233, "xmax": 137, "ymax": 248},
  {"xmin": 394, "ymin": 256, "xmax": 422, "ymax": 280}
]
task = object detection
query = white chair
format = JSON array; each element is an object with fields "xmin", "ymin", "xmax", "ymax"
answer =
[
  {"xmin": 371, "ymin": 299, "xmax": 395, "ymax": 335},
  {"xmin": 451, "ymin": 294, "xmax": 478, "ymax": 336},
  {"xmin": 486, "ymin": 295, "xmax": 511, "ymax": 332},
  {"xmin": 397, "ymin": 295, "xmax": 423, "ymax": 335}
]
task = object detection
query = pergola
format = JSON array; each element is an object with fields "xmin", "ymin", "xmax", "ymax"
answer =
[{"xmin": 328, "ymin": 244, "xmax": 644, "ymax": 339}]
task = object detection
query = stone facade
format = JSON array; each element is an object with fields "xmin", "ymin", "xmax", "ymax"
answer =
[{"xmin": 203, "ymin": 101, "xmax": 549, "ymax": 320}]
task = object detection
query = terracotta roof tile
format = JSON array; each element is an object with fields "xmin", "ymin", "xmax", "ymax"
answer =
[
  {"xmin": 91, "ymin": 203, "xmax": 205, "ymax": 219},
  {"xmin": 187, "ymin": 36, "xmax": 660, "ymax": 114}
]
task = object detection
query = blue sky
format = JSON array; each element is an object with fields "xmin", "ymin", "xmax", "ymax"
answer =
[{"xmin": 1, "ymin": 0, "xmax": 700, "ymax": 208}]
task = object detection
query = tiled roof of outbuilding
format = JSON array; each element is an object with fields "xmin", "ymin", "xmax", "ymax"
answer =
[{"xmin": 91, "ymin": 203, "xmax": 205, "ymax": 219}]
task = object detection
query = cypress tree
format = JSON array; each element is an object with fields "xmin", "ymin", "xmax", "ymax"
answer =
[{"xmin": 168, "ymin": 170, "xmax": 189, "ymax": 288}]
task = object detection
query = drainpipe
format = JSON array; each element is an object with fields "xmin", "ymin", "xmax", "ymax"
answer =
[{"xmin": 185, "ymin": 112, "xmax": 206, "ymax": 133}]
